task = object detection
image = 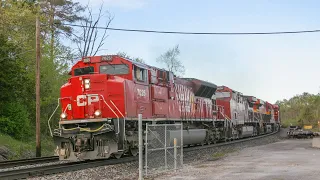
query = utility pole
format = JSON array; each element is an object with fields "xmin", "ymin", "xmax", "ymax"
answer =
[{"xmin": 35, "ymin": 6, "xmax": 41, "ymax": 157}]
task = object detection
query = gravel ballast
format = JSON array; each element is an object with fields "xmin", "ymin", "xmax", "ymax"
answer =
[{"xmin": 27, "ymin": 130, "xmax": 283, "ymax": 180}]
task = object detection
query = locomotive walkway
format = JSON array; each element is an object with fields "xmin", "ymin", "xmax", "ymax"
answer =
[{"xmin": 156, "ymin": 138, "xmax": 320, "ymax": 180}]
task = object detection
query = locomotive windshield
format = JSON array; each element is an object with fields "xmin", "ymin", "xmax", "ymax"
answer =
[
  {"xmin": 100, "ymin": 64, "xmax": 129, "ymax": 75},
  {"xmin": 74, "ymin": 66, "xmax": 94, "ymax": 76}
]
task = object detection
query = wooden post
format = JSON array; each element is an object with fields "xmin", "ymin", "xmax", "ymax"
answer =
[{"xmin": 35, "ymin": 10, "xmax": 41, "ymax": 157}]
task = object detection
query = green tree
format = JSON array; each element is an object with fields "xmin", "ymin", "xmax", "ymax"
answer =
[
  {"xmin": 0, "ymin": 103, "xmax": 31, "ymax": 141},
  {"xmin": 0, "ymin": 0, "xmax": 77, "ymax": 139},
  {"xmin": 40, "ymin": 0, "xmax": 85, "ymax": 66},
  {"xmin": 277, "ymin": 92, "xmax": 320, "ymax": 128}
]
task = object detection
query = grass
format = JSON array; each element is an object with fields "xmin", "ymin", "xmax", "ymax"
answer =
[
  {"xmin": 212, "ymin": 152, "xmax": 226, "ymax": 158},
  {"xmin": 0, "ymin": 133, "xmax": 55, "ymax": 160},
  {"xmin": 210, "ymin": 149, "xmax": 237, "ymax": 160}
]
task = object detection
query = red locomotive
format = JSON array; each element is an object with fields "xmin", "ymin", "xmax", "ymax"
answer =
[{"xmin": 49, "ymin": 55, "xmax": 280, "ymax": 160}]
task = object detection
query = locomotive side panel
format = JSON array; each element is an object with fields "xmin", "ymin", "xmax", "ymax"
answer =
[
  {"xmin": 134, "ymin": 83, "xmax": 151, "ymax": 118},
  {"xmin": 151, "ymin": 85, "xmax": 168, "ymax": 101},
  {"xmin": 168, "ymin": 99, "xmax": 181, "ymax": 119},
  {"xmin": 124, "ymin": 80, "xmax": 136, "ymax": 118},
  {"xmin": 230, "ymin": 92, "xmax": 246, "ymax": 124},
  {"xmin": 124, "ymin": 80, "xmax": 152, "ymax": 118}
]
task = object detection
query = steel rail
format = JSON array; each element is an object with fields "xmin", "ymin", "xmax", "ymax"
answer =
[
  {"xmin": 0, "ymin": 157, "xmax": 138, "ymax": 180},
  {"xmin": 0, "ymin": 156, "xmax": 59, "ymax": 169},
  {"xmin": 0, "ymin": 130, "xmax": 279, "ymax": 180}
]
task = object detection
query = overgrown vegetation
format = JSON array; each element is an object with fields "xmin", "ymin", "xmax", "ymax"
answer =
[
  {"xmin": 211, "ymin": 149, "xmax": 236, "ymax": 159},
  {"xmin": 0, "ymin": 0, "xmax": 83, "ymax": 157},
  {"xmin": 276, "ymin": 92, "xmax": 320, "ymax": 128},
  {"xmin": 0, "ymin": 133, "xmax": 55, "ymax": 159}
]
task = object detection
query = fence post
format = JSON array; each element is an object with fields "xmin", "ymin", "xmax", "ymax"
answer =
[
  {"xmin": 174, "ymin": 138, "xmax": 177, "ymax": 172},
  {"xmin": 145, "ymin": 123, "xmax": 148, "ymax": 176},
  {"xmin": 164, "ymin": 124, "xmax": 167, "ymax": 170},
  {"xmin": 180, "ymin": 124, "xmax": 183, "ymax": 167},
  {"xmin": 138, "ymin": 114, "xmax": 143, "ymax": 180}
]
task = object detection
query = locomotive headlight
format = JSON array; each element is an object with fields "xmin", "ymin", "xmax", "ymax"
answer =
[
  {"xmin": 60, "ymin": 112, "xmax": 67, "ymax": 119},
  {"xmin": 84, "ymin": 79, "xmax": 90, "ymax": 89},
  {"xmin": 83, "ymin": 57, "xmax": 91, "ymax": 63},
  {"xmin": 94, "ymin": 110, "xmax": 101, "ymax": 117}
]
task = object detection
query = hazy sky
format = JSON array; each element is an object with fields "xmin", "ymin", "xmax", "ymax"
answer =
[{"xmin": 73, "ymin": 0, "xmax": 320, "ymax": 103}]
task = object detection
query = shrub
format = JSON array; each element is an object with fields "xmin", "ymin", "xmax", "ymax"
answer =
[{"xmin": 0, "ymin": 102, "xmax": 32, "ymax": 141}]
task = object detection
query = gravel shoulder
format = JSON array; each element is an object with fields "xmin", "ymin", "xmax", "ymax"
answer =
[{"xmin": 155, "ymin": 138, "xmax": 319, "ymax": 180}]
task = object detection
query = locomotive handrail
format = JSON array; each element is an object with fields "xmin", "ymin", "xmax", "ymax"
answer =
[
  {"xmin": 48, "ymin": 97, "xmax": 72, "ymax": 137},
  {"xmin": 109, "ymin": 100, "xmax": 126, "ymax": 141},
  {"xmin": 98, "ymin": 94, "xmax": 120, "ymax": 135},
  {"xmin": 62, "ymin": 123, "xmax": 112, "ymax": 133},
  {"xmin": 48, "ymin": 94, "xmax": 121, "ymax": 136},
  {"xmin": 110, "ymin": 100, "xmax": 125, "ymax": 118}
]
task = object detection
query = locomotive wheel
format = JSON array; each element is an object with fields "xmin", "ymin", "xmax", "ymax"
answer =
[
  {"xmin": 113, "ymin": 152, "xmax": 123, "ymax": 159},
  {"xmin": 129, "ymin": 147, "xmax": 139, "ymax": 157}
]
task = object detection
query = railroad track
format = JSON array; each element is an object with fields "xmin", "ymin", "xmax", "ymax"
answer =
[
  {"xmin": 0, "ymin": 157, "xmax": 138, "ymax": 180},
  {"xmin": 0, "ymin": 156, "xmax": 59, "ymax": 169},
  {"xmin": 0, "ymin": 130, "xmax": 279, "ymax": 180},
  {"xmin": 186, "ymin": 130, "xmax": 279, "ymax": 152}
]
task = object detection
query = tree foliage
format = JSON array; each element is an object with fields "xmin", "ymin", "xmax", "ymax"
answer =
[
  {"xmin": 0, "ymin": 0, "xmax": 76, "ymax": 140},
  {"xmin": 40, "ymin": 0, "xmax": 85, "ymax": 70},
  {"xmin": 277, "ymin": 92, "xmax": 320, "ymax": 128},
  {"xmin": 157, "ymin": 45, "xmax": 185, "ymax": 76},
  {"xmin": 40, "ymin": 0, "xmax": 85, "ymax": 38},
  {"xmin": 0, "ymin": 103, "xmax": 31, "ymax": 141}
]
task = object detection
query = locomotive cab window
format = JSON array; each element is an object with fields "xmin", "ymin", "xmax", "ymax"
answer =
[
  {"xmin": 134, "ymin": 65, "xmax": 147, "ymax": 82},
  {"xmin": 158, "ymin": 70, "xmax": 169, "ymax": 82},
  {"xmin": 74, "ymin": 66, "xmax": 94, "ymax": 76},
  {"xmin": 100, "ymin": 64, "xmax": 129, "ymax": 75}
]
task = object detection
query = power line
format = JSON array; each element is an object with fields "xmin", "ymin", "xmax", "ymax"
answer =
[{"xmin": 62, "ymin": 23, "xmax": 320, "ymax": 35}]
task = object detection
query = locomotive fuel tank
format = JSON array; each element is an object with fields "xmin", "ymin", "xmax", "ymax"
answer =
[
  {"xmin": 242, "ymin": 126, "xmax": 254, "ymax": 137},
  {"xmin": 168, "ymin": 129, "xmax": 207, "ymax": 146}
]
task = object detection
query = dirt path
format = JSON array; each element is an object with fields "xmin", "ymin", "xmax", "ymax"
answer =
[{"xmin": 155, "ymin": 139, "xmax": 320, "ymax": 180}]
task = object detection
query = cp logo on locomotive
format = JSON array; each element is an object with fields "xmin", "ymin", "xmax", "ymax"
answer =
[{"xmin": 76, "ymin": 95, "xmax": 99, "ymax": 106}]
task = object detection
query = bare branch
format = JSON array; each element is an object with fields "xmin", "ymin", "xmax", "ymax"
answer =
[
  {"xmin": 157, "ymin": 44, "xmax": 185, "ymax": 76},
  {"xmin": 72, "ymin": 3, "xmax": 113, "ymax": 57},
  {"xmin": 93, "ymin": 14, "xmax": 113, "ymax": 55}
]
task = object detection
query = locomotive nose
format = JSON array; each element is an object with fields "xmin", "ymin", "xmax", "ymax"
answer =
[{"xmin": 60, "ymin": 74, "xmax": 109, "ymax": 120}]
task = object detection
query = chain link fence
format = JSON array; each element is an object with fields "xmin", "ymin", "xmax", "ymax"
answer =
[{"xmin": 144, "ymin": 123, "xmax": 183, "ymax": 177}]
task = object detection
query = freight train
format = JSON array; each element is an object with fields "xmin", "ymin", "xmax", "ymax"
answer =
[{"xmin": 49, "ymin": 55, "xmax": 280, "ymax": 160}]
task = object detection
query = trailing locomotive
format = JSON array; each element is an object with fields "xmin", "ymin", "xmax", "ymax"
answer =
[{"xmin": 49, "ymin": 55, "xmax": 280, "ymax": 160}]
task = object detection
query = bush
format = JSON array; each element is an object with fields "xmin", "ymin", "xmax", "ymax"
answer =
[{"xmin": 0, "ymin": 102, "xmax": 32, "ymax": 141}]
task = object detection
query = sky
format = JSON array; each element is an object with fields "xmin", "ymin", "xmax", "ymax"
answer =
[{"xmin": 72, "ymin": 0, "xmax": 320, "ymax": 103}]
